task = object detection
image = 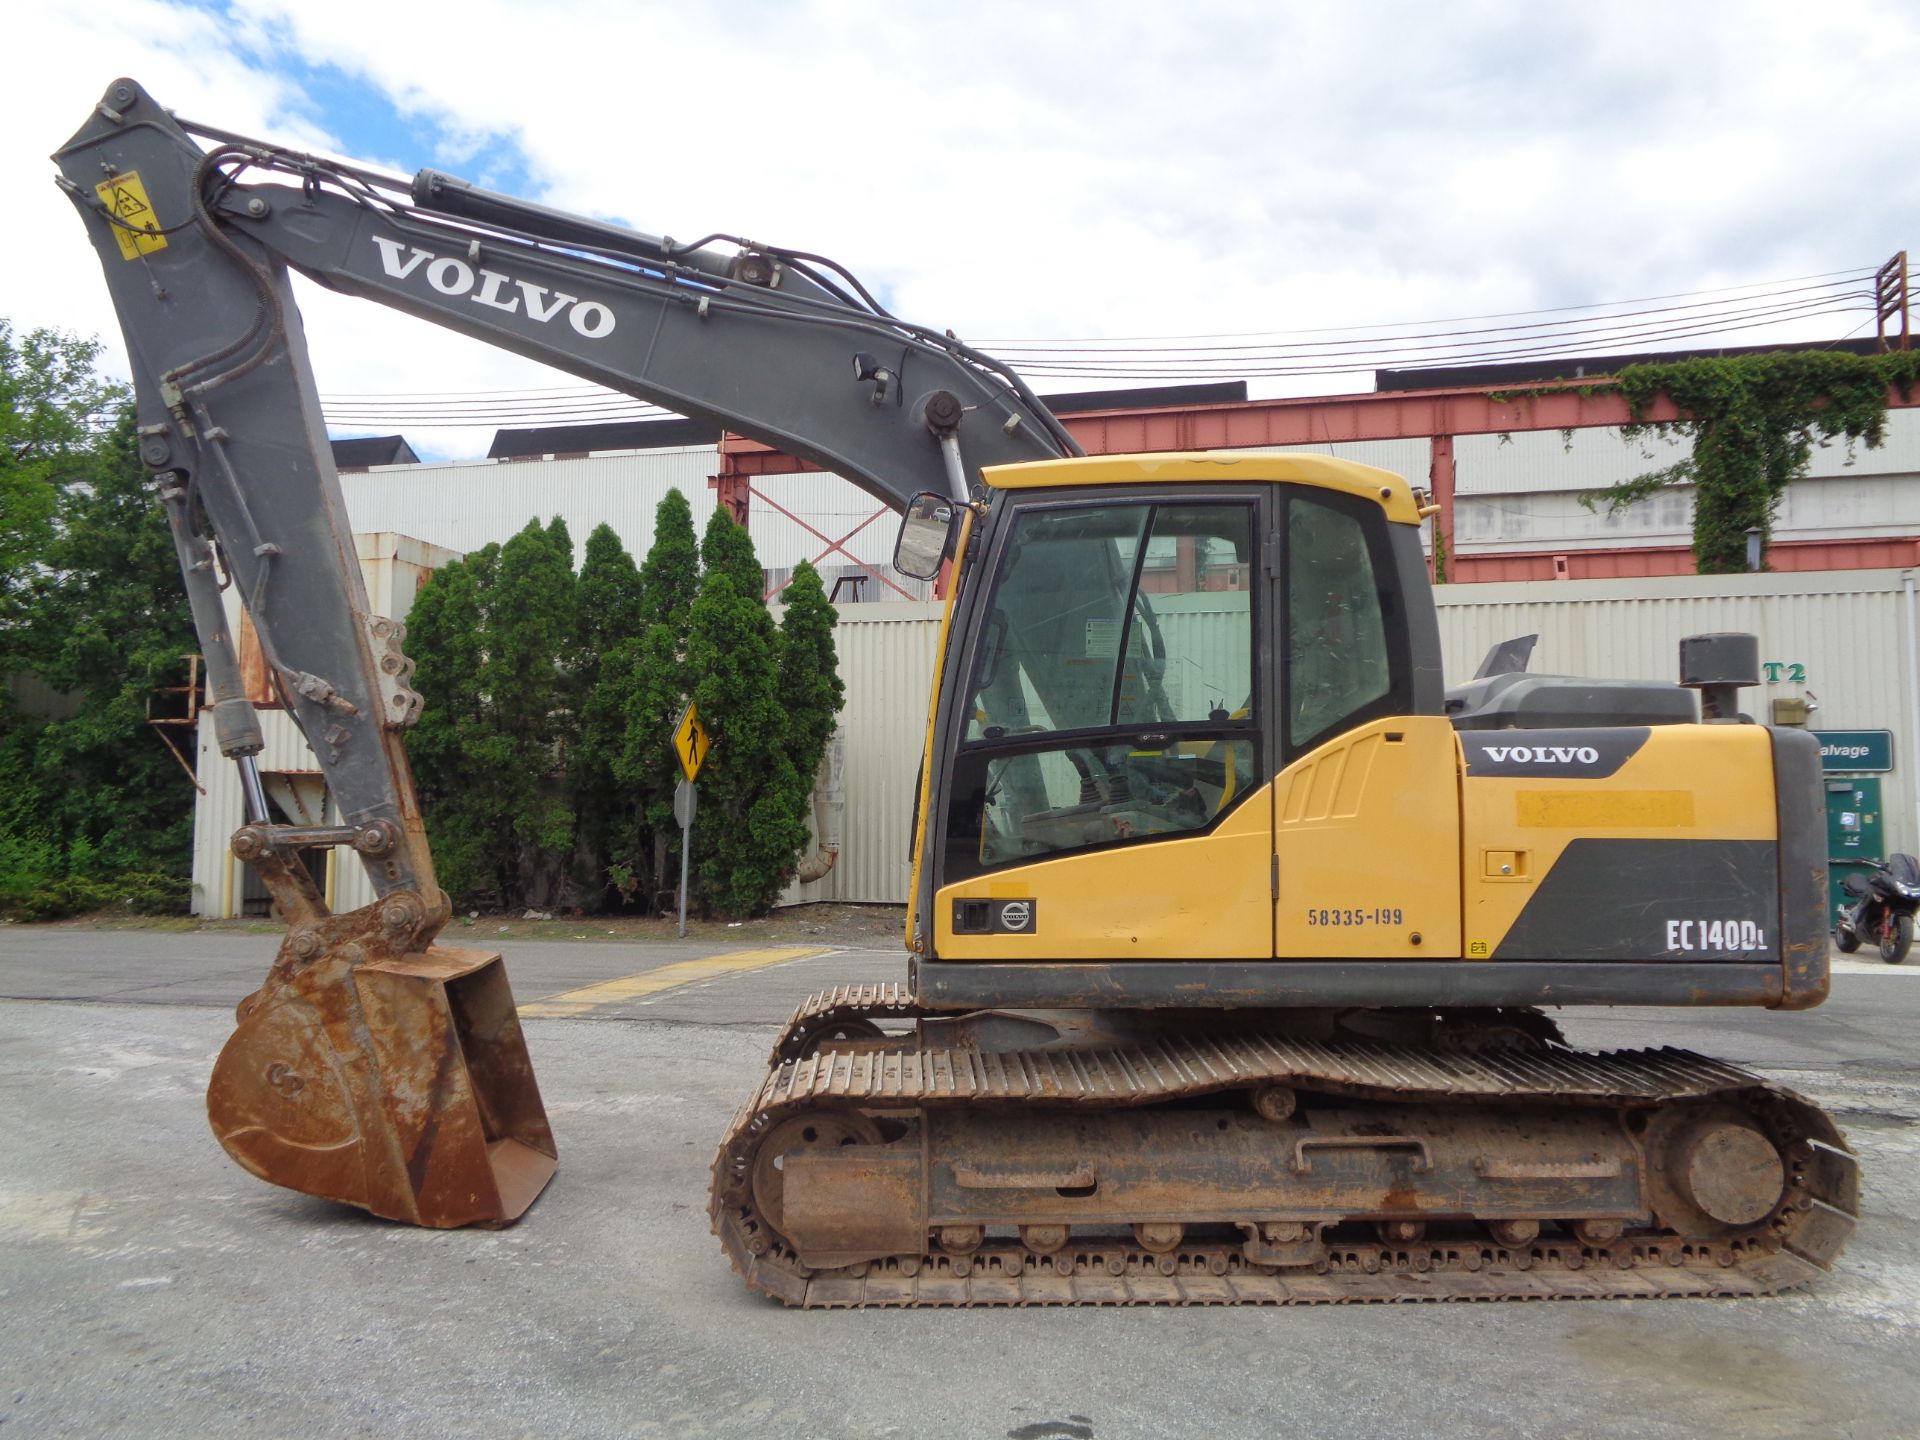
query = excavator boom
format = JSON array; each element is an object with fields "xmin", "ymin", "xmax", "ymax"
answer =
[{"xmin": 54, "ymin": 78, "xmax": 1065, "ymax": 1226}]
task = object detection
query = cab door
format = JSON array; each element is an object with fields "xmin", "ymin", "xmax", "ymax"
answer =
[
  {"xmin": 1270, "ymin": 486, "xmax": 1461, "ymax": 959},
  {"xmin": 931, "ymin": 487, "xmax": 1277, "ymax": 962}
]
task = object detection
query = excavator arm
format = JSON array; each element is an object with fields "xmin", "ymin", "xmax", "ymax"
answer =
[{"xmin": 52, "ymin": 77, "xmax": 1072, "ymax": 1227}]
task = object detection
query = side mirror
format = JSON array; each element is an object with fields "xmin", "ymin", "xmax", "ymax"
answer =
[{"xmin": 894, "ymin": 492, "xmax": 960, "ymax": 581}]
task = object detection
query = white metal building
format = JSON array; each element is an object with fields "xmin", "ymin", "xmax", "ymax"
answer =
[
  {"xmin": 337, "ymin": 445, "xmax": 927, "ymax": 602},
  {"xmin": 188, "ymin": 407, "xmax": 1920, "ymax": 914}
]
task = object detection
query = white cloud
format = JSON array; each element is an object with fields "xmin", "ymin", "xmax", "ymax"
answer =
[{"xmin": 13, "ymin": 0, "xmax": 1920, "ymax": 460}]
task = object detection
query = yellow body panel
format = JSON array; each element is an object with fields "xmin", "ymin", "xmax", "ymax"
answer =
[
  {"xmin": 980, "ymin": 452, "xmax": 1424, "ymax": 527},
  {"xmin": 934, "ymin": 783, "xmax": 1274, "ymax": 960},
  {"xmin": 905, "ymin": 509, "xmax": 975, "ymax": 953},
  {"xmin": 1273, "ymin": 716, "xmax": 1462, "ymax": 958},
  {"xmin": 1462, "ymin": 725, "xmax": 1778, "ymax": 958}
]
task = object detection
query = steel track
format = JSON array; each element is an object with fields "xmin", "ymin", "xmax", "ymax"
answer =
[{"xmin": 712, "ymin": 997, "xmax": 1857, "ymax": 1308}]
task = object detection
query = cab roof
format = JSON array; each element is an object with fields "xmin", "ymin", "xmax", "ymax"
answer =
[{"xmin": 980, "ymin": 451, "xmax": 1425, "ymax": 526}]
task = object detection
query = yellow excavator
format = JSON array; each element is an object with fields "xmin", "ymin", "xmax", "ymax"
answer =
[{"xmin": 57, "ymin": 80, "xmax": 1854, "ymax": 1304}]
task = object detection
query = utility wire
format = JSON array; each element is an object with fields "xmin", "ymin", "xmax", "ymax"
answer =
[{"xmin": 320, "ymin": 267, "xmax": 1880, "ymax": 430}]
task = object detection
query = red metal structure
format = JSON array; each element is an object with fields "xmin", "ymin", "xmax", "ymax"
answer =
[{"xmin": 720, "ymin": 378, "xmax": 1920, "ymax": 584}]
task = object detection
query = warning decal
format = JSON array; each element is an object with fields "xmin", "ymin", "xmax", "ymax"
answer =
[{"xmin": 94, "ymin": 171, "xmax": 168, "ymax": 261}]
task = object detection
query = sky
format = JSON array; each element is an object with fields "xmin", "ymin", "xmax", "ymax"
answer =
[{"xmin": 12, "ymin": 0, "xmax": 1920, "ymax": 460}]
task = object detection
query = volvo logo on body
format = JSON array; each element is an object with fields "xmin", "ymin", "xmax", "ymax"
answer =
[
  {"xmin": 999, "ymin": 900, "xmax": 1033, "ymax": 932},
  {"xmin": 1480, "ymin": 744, "xmax": 1600, "ymax": 764},
  {"xmin": 370, "ymin": 236, "xmax": 617, "ymax": 339}
]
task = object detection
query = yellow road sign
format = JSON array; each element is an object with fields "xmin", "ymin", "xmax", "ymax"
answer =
[
  {"xmin": 94, "ymin": 171, "xmax": 168, "ymax": 261},
  {"xmin": 673, "ymin": 701, "xmax": 710, "ymax": 781}
]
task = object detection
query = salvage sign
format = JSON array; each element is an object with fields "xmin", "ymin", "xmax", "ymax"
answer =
[{"xmin": 1811, "ymin": 729, "xmax": 1894, "ymax": 774}]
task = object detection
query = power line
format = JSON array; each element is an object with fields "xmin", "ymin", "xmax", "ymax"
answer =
[
  {"xmin": 980, "ymin": 265, "xmax": 1878, "ymax": 343},
  {"xmin": 319, "ymin": 265, "xmax": 1881, "ymax": 429}
]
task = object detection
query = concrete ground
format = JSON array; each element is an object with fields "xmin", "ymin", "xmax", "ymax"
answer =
[{"xmin": 1, "ymin": 922, "xmax": 1917, "ymax": 1440}]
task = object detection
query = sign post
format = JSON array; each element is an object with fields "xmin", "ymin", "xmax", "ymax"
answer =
[{"xmin": 671, "ymin": 703, "xmax": 710, "ymax": 938}]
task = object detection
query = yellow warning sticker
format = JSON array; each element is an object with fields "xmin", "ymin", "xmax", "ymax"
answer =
[
  {"xmin": 1467, "ymin": 939, "xmax": 1491, "ymax": 958},
  {"xmin": 94, "ymin": 171, "xmax": 168, "ymax": 261}
]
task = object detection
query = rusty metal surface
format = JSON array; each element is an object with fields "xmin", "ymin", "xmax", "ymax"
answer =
[
  {"xmin": 768, "ymin": 983, "xmax": 921, "ymax": 1064},
  {"xmin": 207, "ymin": 841, "xmax": 555, "ymax": 1227},
  {"xmin": 711, "ymin": 1009, "xmax": 1858, "ymax": 1307}
]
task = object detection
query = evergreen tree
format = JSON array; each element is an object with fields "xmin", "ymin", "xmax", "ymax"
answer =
[
  {"xmin": 605, "ymin": 490, "xmax": 702, "ymax": 906},
  {"xmin": 776, "ymin": 560, "xmax": 844, "ymax": 787},
  {"xmin": 606, "ymin": 621, "xmax": 688, "ymax": 905},
  {"xmin": 637, "ymin": 487, "xmax": 699, "ymax": 636},
  {"xmin": 408, "ymin": 519, "xmax": 581, "ymax": 911},
  {"xmin": 700, "ymin": 504, "xmax": 769, "ymax": 613},
  {"xmin": 480, "ymin": 518, "xmax": 578, "ymax": 908},
  {"xmin": 685, "ymin": 569, "xmax": 809, "ymax": 916},
  {"xmin": 572, "ymin": 522, "xmax": 645, "ymax": 903},
  {"xmin": 406, "ymin": 546, "xmax": 497, "ymax": 905}
]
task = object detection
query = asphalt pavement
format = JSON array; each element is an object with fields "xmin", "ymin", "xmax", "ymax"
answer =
[{"xmin": 2, "ymin": 924, "xmax": 1917, "ymax": 1440}]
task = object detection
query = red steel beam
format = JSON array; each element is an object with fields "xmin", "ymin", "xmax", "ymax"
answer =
[
  {"xmin": 718, "ymin": 382, "xmax": 1920, "ymax": 581},
  {"xmin": 716, "ymin": 382, "xmax": 1697, "ymax": 477},
  {"xmin": 719, "ymin": 379, "xmax": 1920, "ymax": 472}
]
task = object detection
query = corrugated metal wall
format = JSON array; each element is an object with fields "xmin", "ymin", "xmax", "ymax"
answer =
[
  {"xmin": 769, "ymin": 569, "xmax": 1920, "ymax": 906},
  {"xmin": 778, "ymin": 603, "xmax": 944, "ymax": 907}
]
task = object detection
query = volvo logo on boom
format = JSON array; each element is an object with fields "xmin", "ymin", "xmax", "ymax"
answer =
[{"xmin": 370, "ymin": 236, "xmax": 616, "ymax": 339}]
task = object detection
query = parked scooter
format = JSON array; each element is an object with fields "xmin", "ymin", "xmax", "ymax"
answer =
[{"xmin": 1835, "ymin": 853, "xmax": 1920, "ymax": 964}]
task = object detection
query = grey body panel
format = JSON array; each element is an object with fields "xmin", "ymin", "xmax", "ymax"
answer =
[
  {"xmin": 1489, "ymin": 838, "xmax": 1781, "ymax": 963},
  {"xmin": 1459, "ymin": 726, "xmax": 1651, "ymax": 779},
  {"xmin": 1771, "ymin": 725, "xmax": 1831, "ymax": 1008},
  {"xmin": 1446, "ymin": 673, "xmax": 1697, "ymax": 730}
]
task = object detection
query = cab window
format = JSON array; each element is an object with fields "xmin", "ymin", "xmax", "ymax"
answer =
[
  {"xmin": 945, "ymin": 500, "xmax": 1258, "ymax": 880},
  {"xmin": 1284, "ymin": 489, "xmax": 1406, "ymax": 754}
]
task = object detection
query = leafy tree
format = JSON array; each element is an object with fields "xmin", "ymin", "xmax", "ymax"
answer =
[
  {"xmin": 1582, "ymin": 349, "xmax": 1920, "ymax": 573},
  {"xmin": 0, "ymin": 322, "xmax": 195, "ymax": 917},
  {"xmin": 0, "ymin": 323, "xmax": 127, "ymax": 646}
]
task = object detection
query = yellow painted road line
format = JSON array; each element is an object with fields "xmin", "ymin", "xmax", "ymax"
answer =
[{"xmin": 519, "ymin": 946, "xmax": 830, "ymax": 1018}]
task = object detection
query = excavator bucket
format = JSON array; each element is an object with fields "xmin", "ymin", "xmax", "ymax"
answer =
[{"xmin": 208, "ymin": 942, "xmax": 556, "ymax": 1227}]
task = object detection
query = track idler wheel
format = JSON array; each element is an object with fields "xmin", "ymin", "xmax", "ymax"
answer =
[
  {"xmin": 1673, "ymin": 1120, "xmax": 1785, "ymax": 1227},
  {"xmin": 749, "ymin": 1113, "xmax": 883, "ymax": 1236},
  {"xmin": 1647, "ymin": 1103, "xmax": 1789, "ymax": 1235}
]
